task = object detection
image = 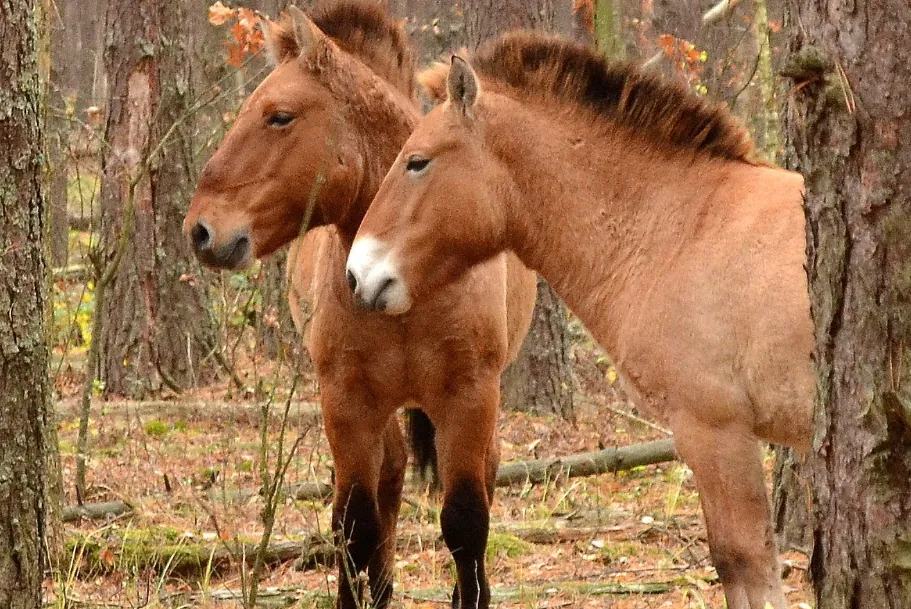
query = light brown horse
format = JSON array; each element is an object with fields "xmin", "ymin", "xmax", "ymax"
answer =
[
  {"xmin": 347, "ymin": 33, "xmax": 813, "ymax": 609},
  {"xmin": 182, "ymin": 4, "xmax": 537, "ymax": 608}
]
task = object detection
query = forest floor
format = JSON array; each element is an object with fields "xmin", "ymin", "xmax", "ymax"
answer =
[{"xmin": 47, "ymin": 350, "xmax": 812, "ymax": 609}]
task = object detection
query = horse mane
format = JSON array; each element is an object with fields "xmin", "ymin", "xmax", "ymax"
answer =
[
  {"xmin": 271, "ymin": 1, "xmax": 415, "ymax": 97},
  {"xmin": 468, "ymin": 32, "xmax": 757, "ymax": 164}
]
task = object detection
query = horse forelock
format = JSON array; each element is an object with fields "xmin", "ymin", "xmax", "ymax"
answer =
[
  {"xmin": 471, "ymin": 32, "xmax": 758, "ymax": 164},
  {"xmin": 275, "ymin": 0, "xmax": 414, "ymax": 98}
]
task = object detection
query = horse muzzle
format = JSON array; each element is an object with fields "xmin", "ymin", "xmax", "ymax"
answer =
[
  {"xmin": 187, "ymin": 218, "xmax": 253, "ymax": 270},
  {"xmin": 346, "ymin": 237, "xmax": 412, "ymax": 314}
]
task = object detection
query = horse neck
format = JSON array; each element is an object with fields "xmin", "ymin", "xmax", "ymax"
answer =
[
  {"xmin": 490, "ymin": 99, "xmax": 744, "ymax": 350},
  {"xmin": 328, "ymin": 66, "xmax": 418, "ymax": 242}
]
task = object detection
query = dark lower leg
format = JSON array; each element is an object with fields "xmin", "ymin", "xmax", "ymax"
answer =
[
  {"xmin": 367, "ymin": 422, "xmax": 407, "ymax": 608},
  {"xmin": 333, "ymin": 483, "xmax": 381, "ymax": 609},
  {"xmin": 441, "ymin": 478, "xmax": 490, "ymax": 609}
]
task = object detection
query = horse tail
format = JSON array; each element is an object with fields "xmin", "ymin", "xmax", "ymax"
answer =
[{"xmin": 406, "ymin": 409, "xmax": 439, "ymax": 489}]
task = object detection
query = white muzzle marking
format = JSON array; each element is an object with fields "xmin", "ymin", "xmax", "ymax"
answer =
[{"xmin": 346, "ymin": 237, "xmax": 412, "ymax": 315}]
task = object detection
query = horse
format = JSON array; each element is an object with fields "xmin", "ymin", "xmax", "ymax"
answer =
[
  {"xmin": 181, "ymin": 4, "xmax": 538, "ymax": 608},
  {"xmin": 345, "ymin": 32, "xmax": 813, "ymax": 609}
]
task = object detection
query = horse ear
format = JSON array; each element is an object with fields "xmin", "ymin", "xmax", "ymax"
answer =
[
  {"xmin": 447, "ymin": 55, "xmax": 480, "ymax": 115},
  {"xmin": 288, "ymin": 5, "xmax": 328, "ymax": 60},
  {"xmin": 261, "ymin": 17, "xmax": 297, "ymax": 66}
]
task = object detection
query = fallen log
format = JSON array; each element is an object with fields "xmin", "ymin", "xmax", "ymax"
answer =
[
  {"xmin": 62, "ymin": 500, "xmax": 133, "ymax": 523},
  {"xmin": 67, "ymin": 532, "xmax": 336, "ymax": 577},
  {"xmin": 62, "ymin": 439, "xmax": 677, "ymax": 522},
  {"xmin": 495, "ymin": 438, "xmax": 677, "ymax": 487},
  {"xmin": 65, "ymin": 523, "xmax": 646, "ymax": 578},
  {"xmin": 56, "ymin": 398, "xmax": 322, "ymax": 426}
]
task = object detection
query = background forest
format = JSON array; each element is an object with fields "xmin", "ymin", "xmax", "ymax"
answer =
[{"xmin": 1, "ymin": 0, "xmax": 909, "ymax": 608}]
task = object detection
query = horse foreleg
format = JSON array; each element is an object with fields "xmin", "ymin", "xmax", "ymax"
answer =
[
  {"xmin": 322, "ymin": 384, "xmax": 390, "ymax": 609},
  {"xmin": 484, "ymin": 427, "xmax": 500, "ymax": 505},
  {"xmin": 671, "ymin": 412, "xmax": 788, "ymax": 609},
  {"xmin": 432, "ymin": 381, "xmax": 498, "ymax": 609},
  {"xmin": 367, "ymin": 418, "xmax": 407, "ymax": 608}
]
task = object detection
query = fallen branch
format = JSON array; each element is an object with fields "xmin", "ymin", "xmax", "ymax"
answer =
[
  {"xmin": 67, "ymin": 533, "xmax": 335, "ymax": 577},
  {"xmin": 62, "ymin": 500, "xmax": 133, "ymax": 523},
  {"xmin": 52, "ymin": 264, "xmax": 89, "ymax": 282},
  {"xmin": 65, "ymin": 523, "xmax": 652, "ymax": 579},
  {"xmin": 56, "ymin": 398, "xmax": 321, "ymax": 426},
  {"xmin": 62, "ymin": 440, "xmax": 676, "ymax": 521},
  {"xmin": 495, "ymin": 439, "xmax": 677, "ymax": 487}
]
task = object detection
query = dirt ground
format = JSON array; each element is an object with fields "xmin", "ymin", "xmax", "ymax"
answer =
[{"xmin": 48, "ymin": 354, "xmax": 812, "ymax": 609}]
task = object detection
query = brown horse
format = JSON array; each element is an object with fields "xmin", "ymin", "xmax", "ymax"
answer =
[
  {"xmin": 347, "ymin": 33, "xmax": 813, "ymax": 609},
  {"xmin": 182, "ymin": 4, "xmax": 537, "ymax": 608}
]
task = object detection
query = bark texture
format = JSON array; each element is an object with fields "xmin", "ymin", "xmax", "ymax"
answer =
[
  {"xmin": 501, "ymin": 278, "xmax": 576, "ymax": 419},
  {"xmin": 783, "ymin": 1, "xmax": 911, "ymax": 606},
  {"xmin": 771, "ymin": 445, "xmax": 811, "ymax": 551},
  {"xmin": 98, "ymin": 0, "xmax": 217, "ymax": 397},
  {"xmin": 464, "ymin": 0, "xmax": 573, "ymax": 47},
  {"xmin": 464, "ymin": 0, "xmax": 577, "ymax": 419},
  {"xmin": 0, "ymin": 0, "xmax": 52, "ymax": 605}
]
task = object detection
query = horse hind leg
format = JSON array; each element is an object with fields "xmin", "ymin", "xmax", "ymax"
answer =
[
  {"xmin": 671, "ymin": 412, "xmax": 789, "ymax": 609},
  {"xmin": 367, "ymin": 419, "xmax": 407, "ymax": 608}
]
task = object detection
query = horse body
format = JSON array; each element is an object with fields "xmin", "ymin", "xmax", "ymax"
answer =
[
  {"xmin": 494, "ymin": 117, "xmax": 813, "ymax": 448},
  {"xmin": 183, "ymin": 5, "xmax": 536, "ymax": 607},
  {"xmin": 349, "ymin": 34, "xmax": 813, "ymax": 609}
]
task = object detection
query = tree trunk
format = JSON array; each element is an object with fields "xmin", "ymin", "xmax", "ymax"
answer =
[
  {"xmin": 97, "ymin": 0, "xmax": 217, "ymax": 397},
  {"xmin": 783, "ymin": 1, "xmax": 911, "ymax": 606},
  {"xmin": 771, "ymin": 445, "xmax": 812, "ymax": 551},
  {"xmin": 45, "ymin": 0, "xmax": 69, "ymax": 269},
  {"xmin": 0, "ymin": 0, "xmax": 52, "ymax": 605},
  {"xmin": 594, "ymin": 0, "xmax": 625, "ymax": 59},
  {"xmin": 751, "ymin": 0, "xmax": 780, "ymax": 162},
  {"xmin": 501, "ymin": 279, "xmax": 575, "ymax": 419},
  {"xmin": 464, "ymin": 0, "xmax": 577, "ymax": 420}
]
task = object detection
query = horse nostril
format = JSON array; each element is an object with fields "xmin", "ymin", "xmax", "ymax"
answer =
[
  {"xmin": 373, "ymin": 277, "xmax": 396, "ymax": 311},
  {"xmin": 190, "ymin": 221, "xmax": 212, "ymax": 251},
  {"xmin": 346, "ymin": 269, "xmax": 358, "ymax": 293}
]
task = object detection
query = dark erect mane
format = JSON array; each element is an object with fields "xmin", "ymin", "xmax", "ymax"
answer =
[
  {"xmin": 471, "ymin": 32, "xmax": 756, "ymax": 163},
  {"xmin": 273, "ymin": 1, "xmax": 415, "ymax": 96}
]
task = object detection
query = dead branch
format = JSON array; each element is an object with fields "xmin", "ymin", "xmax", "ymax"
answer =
[
  {"xmin": 62, "ymin": 500, "xmax": 133, "ymax": 523},
  {"xmin": 495, "ymin": 439, "xmax": 677, "ymax": 487},
  {"xmin": 62, "ymin": 440, "xmax": 676, "ymax": 522},
  {"xmin": 56, "ymin": 398, "xmax": 321, "ymax": 426},
  {"xmin": 66, "ymin": 523, "xmax": 667, "ymax": 579},
  {"xmin": 52, "ymin": 264, "xmax": 89, "ymax": 282},
  {"xmin": 67, "ymin": 533, "xmax": 334, "ymax": 578}
]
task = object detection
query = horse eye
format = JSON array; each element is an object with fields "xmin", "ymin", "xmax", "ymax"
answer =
[
  {"xmin": 405, "ymin": 156, "xmax": 430, "ymax": 174},
  {"xmin": 266, "ymin": 112, "xmax": 295, "ymax": 128}
]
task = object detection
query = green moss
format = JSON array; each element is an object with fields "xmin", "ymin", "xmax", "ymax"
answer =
[
  {"xmin": 144, "ymin": 419, "xmax": 170, "ymax": 437},
  {"xmin": 486, "ymin": 532, "xmax": 533, "ymax": 561},
  {"xmin": 781, "ymin": 45, "xmax": 832, "ymax": 81}
]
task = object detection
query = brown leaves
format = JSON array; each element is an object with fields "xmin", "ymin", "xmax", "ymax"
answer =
[
  {"xmin": 656, "ymin": 34, "xmax": 707, "ymax": 87},
  {"xmin": 208, "ymin": 2, "xmax": 267, "ymax": 67},
  {"xmin": 208, "ymin": 1, "xmax": 233, "ymax": 25}
]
